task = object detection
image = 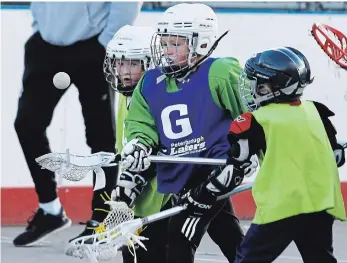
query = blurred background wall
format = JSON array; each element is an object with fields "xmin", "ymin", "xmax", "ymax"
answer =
[{"xmin": 1, "ymin": 2, "xmax": 346, "ymax": 224}]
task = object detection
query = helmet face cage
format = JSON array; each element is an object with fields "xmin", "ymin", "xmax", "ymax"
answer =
[
  {"xmin": 151, "ymin": 32, "xmax": 198, "ymax": 78},
  {"xmin": 239, "ymin": 70, "xmax": 279, "ymax": 112},
  {"xmin": 103, "ymin": 56, "xmax": 148, "ymax": 95},
  {"xmin": 238, "ymin": 71, "xmax": 259, "ymax": 112}
]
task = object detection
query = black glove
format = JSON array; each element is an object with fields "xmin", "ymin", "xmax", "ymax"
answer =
[
  {"xmin": 111, "ymin": 170, "xmax": 147, "ymax": 207},
  {"xmin": 205, "ymin": 164, "xmax": 245, "ymax": 196},
  {"xmin": 178, "ymin": 184, "xmax": 217, "ymax": 218}
]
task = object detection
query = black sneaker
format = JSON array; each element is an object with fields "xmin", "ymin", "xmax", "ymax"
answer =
[
  {"xmin": 68, "ymin": 220, "xmax": 100, "ymax": 244},
  {"xmin": 13, "ymin": 207, "xmax": 72, "ymax": 247},
  {"xmin": 68, "ymin": 204, "xmax": 110, "ymax": 244}
]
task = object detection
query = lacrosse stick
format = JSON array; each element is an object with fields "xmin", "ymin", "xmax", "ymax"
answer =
[
  {"xmin": 65, "ymin": 182, "xmax": 253, "ymax": 263},
  {"xmin": 311, "ymin": 23, "xmax": 347, "ymax": 100},
  {"xmin": 35, "ymin": 151, "xmax": 228, "ymax": 191},
  {"xmin": 35, "ymin": 150, "xmax": 116, "ymax": 191},
  {"xmin": 311, "ymin": 22, "xmax": 347, "ymax": 70}
]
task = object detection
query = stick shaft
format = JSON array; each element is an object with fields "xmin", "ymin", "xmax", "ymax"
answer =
[
  {"xmin": 106, "ymin": 155, "xmax": 227, "ymax": 167},
  {"xmin": 149, "ymin": 155, "xmax": 227, "ymax": 165},
  {"xmin": 141, "ymin": 206, "xmax": 185, "ymax": 226},
  {"xmin": 142, "ymin": 182, "xmax": 253, "ymax": 226},
  {"xmin": 217, "ymin": 181, "xmax": 254, "ymax": 200}
]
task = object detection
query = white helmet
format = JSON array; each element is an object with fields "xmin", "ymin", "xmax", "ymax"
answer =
[
  {"xmin": 151, "ymin": 3, "xmax": 219, "ymax": 78},
  {"xmin": 104, "ymin": 25, "xmax": 155, "ymax": 94}
]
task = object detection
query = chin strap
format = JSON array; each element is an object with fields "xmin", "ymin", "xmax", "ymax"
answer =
[
  {"xmin": 169, "ymin": 30, "xmax": 230, "ymax": 80},
  {"xmin": 188, "ymin": 30, "xmax": 229, "ymax": 71}
]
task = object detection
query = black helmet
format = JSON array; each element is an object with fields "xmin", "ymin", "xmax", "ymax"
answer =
[{"xmin": 238, "ymin": 47, "xmax": 314, "ymax": 111}]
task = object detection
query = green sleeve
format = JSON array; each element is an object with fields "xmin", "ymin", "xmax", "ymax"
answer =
[
  {"xmin": 208, "ymin": 57, "xmax": 247, "ymax": 118},
  {"xmin": 124, "ymin": 75, "xmax": 160, "ymax": 148}
]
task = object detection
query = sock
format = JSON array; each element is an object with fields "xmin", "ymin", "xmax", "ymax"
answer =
[{"xmin": 39, "ymin": 198, "xmax": 62, "ymax": 216}]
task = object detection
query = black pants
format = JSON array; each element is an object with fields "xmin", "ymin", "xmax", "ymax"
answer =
[
  {"xmin": 14, "ymin": 32, "xmax": 117, "ymax": 220},
  {"xmin": 167, "ymin": 198, "xmax": 244, "ymax": 263},
  {"xmin": 235, "ymin": 211, "xmax": 336, "ymax": 263},
  {"xmin": 121, "ymin": 199, "xmax": 173, "ymax": 263},
  {"xmin": 208, "ymin": 198, "xmax": 244, "ymax": 262}
]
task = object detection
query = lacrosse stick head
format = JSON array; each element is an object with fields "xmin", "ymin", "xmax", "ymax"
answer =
[
  {"xmin": 65, "ymin": 201, "xmax": 146, "ymax": 262},
  {"xmin": 101, "ymin": 201, "xmax": 135, "ymax": 230},
  {"xmin": 311, "ymin": 22, "xmax": 347, "ymax": 70},
  {"xmin": 35, "ymin": 151, "xmax": 115, "ymax": 182}
]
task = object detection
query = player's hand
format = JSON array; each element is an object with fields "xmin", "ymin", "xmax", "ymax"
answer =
[
  {"xmin": 111, "ymin": 170, "xmax": 147, "ymax": 207},
  {"xmin": 239, "ymin": 154, "xmax": 258, "ymax": 177},
  {"xmin": 178, "ymin": 185, "xmax": 216, "ymax": 218},
  {"xmin": 121, "ymin": 138, "xmax": 152, "ymax": 172},
  {"xmin": 334, "ymin": 141, "xmax": 346, "ymax": 167},
  {"xmin": 205, "ymin": 164, "xmax": 244, "ymax": 195}
]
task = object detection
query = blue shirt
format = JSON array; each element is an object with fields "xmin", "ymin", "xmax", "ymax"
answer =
[
  {"xmin": 31, "ymin": 2, "xmax": 142, "ymax": 47},
  {"xmin": 142, "ymin": 58, "xmax": 232, "ymax": 193}
]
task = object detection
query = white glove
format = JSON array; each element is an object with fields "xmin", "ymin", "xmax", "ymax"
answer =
[
  {"xmin": 241, "ymin": 154, "xmax": 258, "ymax": 177},
  {"xmin": 334, "ymin": 141, "xmax": 346, "ymax": 168},
  {"xmin": 111, "ymin": 170, "xmax": 147, "ymax": 207},
  {"xmin": 206, "ymin": 165, "xmax": 244, "ymax": 195},
  {"xmin": 121, "ymin": 138, "xmax": 152, "ymax": 172}
]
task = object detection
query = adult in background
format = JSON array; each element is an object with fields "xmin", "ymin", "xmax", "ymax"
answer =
[{"xmin": 13, "ymin": 2, "xmax": 142, "ymax": 247}]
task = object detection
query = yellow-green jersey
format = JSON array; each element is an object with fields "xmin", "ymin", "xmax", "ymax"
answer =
[
  {"xmin": 229, "ymin": 100, "xmax": 346, "ymax": 225},
  {"xmin": 116, "ymin": 93, "xmax": 171, "ymax": 217}
]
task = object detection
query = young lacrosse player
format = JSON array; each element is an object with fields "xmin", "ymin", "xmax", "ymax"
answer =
[
  {"xmin": 102, "ymin": 25, "xmax": 173, "ymax": 263},
  {"xmin": 222, "ymin": 46, "xmax": 346, "ymax": 262},
  {"xmin": 120, "ymin": 3, "xmax": 258, "ymax": 263}
]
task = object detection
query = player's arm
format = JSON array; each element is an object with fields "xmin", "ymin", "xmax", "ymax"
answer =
[
  {"xmin": 228, "ymin": 112, "xmax": 265, "ymax": 160},
  {"xmin": 313, "ymin": 101, "xmax": 345, "ymax": 167},
  {"xmin": 121, "ymin": 76, "xmax": 160, "ymax": 172},
  {"xmin": 209, "ymin": 57, "xmax": 247, "ymax": 119},
  {"xmin": 114, "ymin": 77, "xmax": 159, "ymax": 205},
  {"xmin": 125, "ymin": 76, "xmax": 159, "ymax": 148}
]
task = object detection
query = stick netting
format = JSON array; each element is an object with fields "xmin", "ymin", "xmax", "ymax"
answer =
[
  {"xmin": 36, "ymin": 152, "xmax": 115, "ymax": 181},
  {"xmin": 66, "ymin": 201, "xmax": 140, "ymax": 262}
]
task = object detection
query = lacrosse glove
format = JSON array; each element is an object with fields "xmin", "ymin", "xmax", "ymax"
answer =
[{"xmin": 111, "ymin": 170, "xmax": 147, "ymax": 207}]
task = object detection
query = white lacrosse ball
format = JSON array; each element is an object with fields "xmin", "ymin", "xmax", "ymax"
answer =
[{"xmin": 53, "ymin": 72, "xmax": 71, "ymax": 89}]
